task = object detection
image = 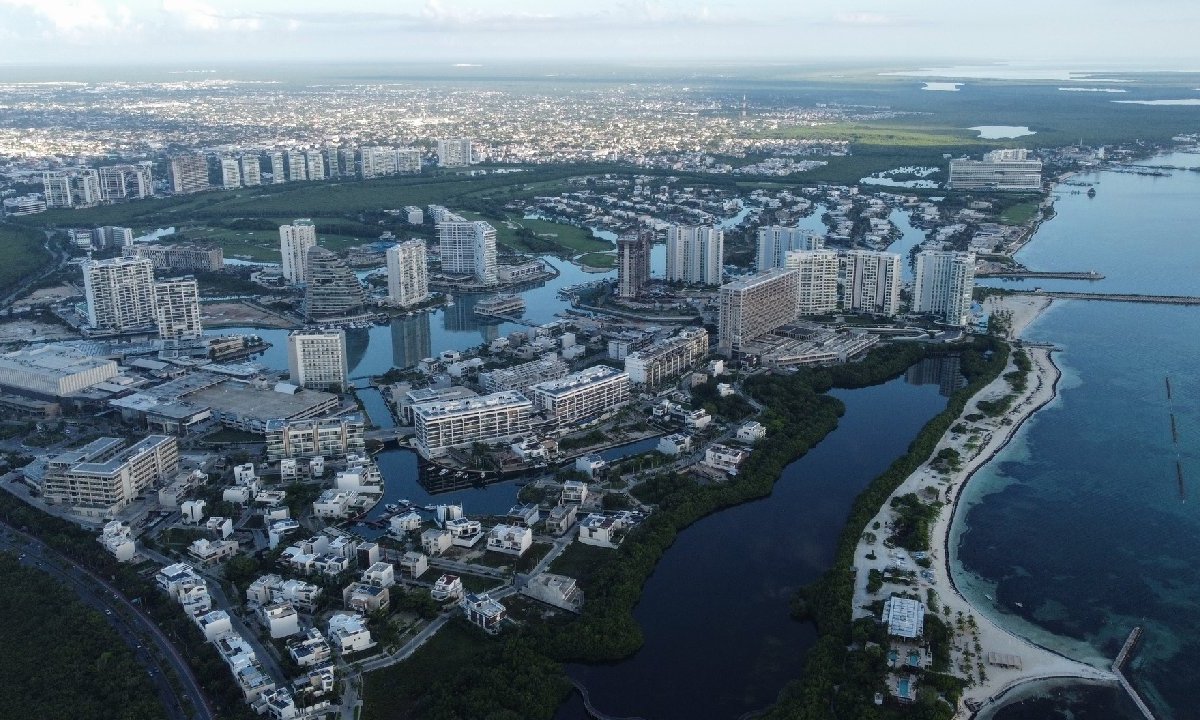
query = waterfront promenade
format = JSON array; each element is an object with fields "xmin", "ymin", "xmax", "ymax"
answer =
[{"xmin": 850, "ymin": 295, "xmax": 1118, "ymax": 718}]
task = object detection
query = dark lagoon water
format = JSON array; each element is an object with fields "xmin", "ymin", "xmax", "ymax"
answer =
[
  {"xmin": 953, "ymin": 152, "xmax": 1200, "ymax": 719},
  {"xmin": 563, "ymin": 365, "xmax": 951, "ymax": 720},
  {"xmin": 204, "ymin": 255, "xmax": 612, "ymax": 380}
]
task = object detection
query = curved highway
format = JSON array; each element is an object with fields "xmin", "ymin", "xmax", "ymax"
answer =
[{"xmin": 0, "ymin": 520, "xmax": 214, "ymax": 720}]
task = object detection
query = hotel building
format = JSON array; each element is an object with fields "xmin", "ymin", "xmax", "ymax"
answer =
[
  {"xmin": 913, "ymin": 250, "xmax": 976, "ymax": 325},
  {"xmin": 386, "ymin": 240, "xmax": 430, "ymax": 307},
  {"xmin": 843, "ymin": 250, "xmax": 902, "ymax": 316},
  {"xmin": 287, "ymin": 331, "xmax": 348, "ymax": 392},
  {"xmin": 717, "ymin": 268, "xmax": 800, "ymax": 356}
]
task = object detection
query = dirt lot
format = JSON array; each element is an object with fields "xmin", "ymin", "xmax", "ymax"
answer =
[{"xmin": 201, "ymin": 301, "xmax": 296, "ymax": 328}]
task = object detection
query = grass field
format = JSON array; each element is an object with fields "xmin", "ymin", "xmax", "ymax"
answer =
[
  {"xmin": 999, "ymin": 200, "xmax": 1042, "ymax": 226},
  {"xmin": 460, "ymin": 211, "xmax": 611, "ymax": 255},
  {"xmin": 0, "ymin": 225, "xmax": 52, "ymax": 298},
  {"xmin": 577, "ymin": 251, "xmax": 617, "ymax": 268}
]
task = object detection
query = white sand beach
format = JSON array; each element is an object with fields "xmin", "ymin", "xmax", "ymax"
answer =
[{"xmin": 851, "ymin": 295, "xmax": 1120, "ymax": 716}]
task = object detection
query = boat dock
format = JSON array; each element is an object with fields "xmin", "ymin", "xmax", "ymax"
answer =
[
  {"xmin": 979, "ymin": 270, "xmax": 1105, "ymax": 280},
  {"xmin": 1021, "ymin": 291, "xmax": 1200, "ymax": 306},
  {"xmin": 1112, "ymin": 626, "xmax": 1158, "ymax": 720}
]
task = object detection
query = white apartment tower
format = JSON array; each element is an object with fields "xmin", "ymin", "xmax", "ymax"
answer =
[
  {"xmin": 268, "ymin": 152, "xmax": 286, "ymax": 183},
  {"xmin": 306, "ymin": 152, "xmax": 326, "ymax": 181},
  {"xmin": 844, "ymin": 250, "xmax": 901, "ymax": 316},
  {"xmin": 153, "ymin": 278, "xmax": 203, "ymax": 342},
  {"xmin": 436, "ymin": 138, "xmax": 473, "ymax": 167},
  {"xmin": 757, "ymin": 226, "xmax": 823, "ymax": 272},
  {"xmin": 948, "ymin": 149, "xmax": 1043, "ymax": 191},
  {"xmin": 665, "ymin": 226, "xmax": 724, "ymax": 285},
  {"xmin": 280, "ymin": 220, "xmax": 318, "ymax": 285},
  {"xmin": 412, "ymin": 391, "xmax": 533, "ymax": 458},
  {"xmin": 530, "ymin": 366, "xmax": 631, "ymax": 426},
  {"xmin": 913, "ymin": 250, "xmax": 976, "ymax": 325},
  {"xmin": 287, "ymin": 331, "xmax": 348, "ymax": 392},
  {"xmin": 82, "ymin": 257, "xmax": 157, "ymax": 333},
  {"xmin": 286, "ymin": 151, "xmax": 308, "ymax": 182},
  {"xmin": 717, "ymin": 268, "xmax": 801, "ymax": 356},
  {"xmin": 786, "ymin": 250, "xmax": 840, "ymax": 316},
  {"xmin": 386, "ymin": 240, "xmax": 430, "ymax": 307},
  {"xmin": 219, "ymin": 157, "xmax": 242, "ymax": 189},
  {"xmin": 438, "ymin": 220, "xmax": 497, "ymax": 285},
  {"xmin": 169, "ymin": 155, "xmax": 210, "ymax": 194},
  {"xmin": 240, "ymin": 155, "xmax": 262, "ymax": 186}
]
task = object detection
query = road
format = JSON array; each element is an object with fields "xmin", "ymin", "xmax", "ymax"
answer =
[
  {"xmin": 0, "ymin": 520, "xmax": 214, "ymax": 720},
  {"xmin": 359, "ymin": 612, "xmax": 453, "ymax": 673},
  {"xmin": 429, "ymin": 557, "xmax": 507, "ymax": 579}
]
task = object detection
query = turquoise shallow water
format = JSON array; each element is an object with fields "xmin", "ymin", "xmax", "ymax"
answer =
[{"xmin": 954, "ymin": 153, "xmax": 1200, "ymax": 719}]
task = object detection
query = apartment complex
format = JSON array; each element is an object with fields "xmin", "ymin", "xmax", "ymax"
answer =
[
  {"xmin": 386, "ymin": 240, "xmax": 430, "ymax": 307},
  {"xmin": 624, "ymin": 328, "xmax": 709, "ymax": 386},
  {"xmin": 219, "ymin": 157, "xmax": 241, "ymax": 189},
  {"xmin": 265, "ymin": 415, "xmax": 366, "ymax": 460},
  {"xmin": 786, "ymin": 250, "xmax": 840, "ymax": 316},
  {"xmin": 529, "ymin": 366, "xmax": 630, "ymax": 425},
  {"xmin": 436, "ymin": 138, "xmax": 474, "ymax": 167},
  {"xmin": 665, "ymin": 225, "xmax": 724, "ymax": 285},
  {"xmin": 717, "ymin": 268, "xmax": 801, "ymax": 356},
  {"xmin": 43, "ymin": 168, "xmax": 101, "ymax": 208},
  {"xmin": 616, "ymin": 230, "xmax": 652, "ymax": 299},
  {"xmin": 360, "ymin": 146, "xmax": 421, "ymax": 177},
  {"xmin": 948, "ymin": 149, "xmax": 1043, "ymax": 191},
  {"xmin": 169, "ymin": 154, "xmax": 210, "ymax": 194},
  {"xmin": 479, "ymin": 356, "xmax": 569, "ymax": 395},
  {"xmin": 240, "ymin": 155, "xmax": 261, "ymax": 186},
  {"xmin": 98, "ymin": 163, "xmax": 154, "ymax": 201},
  {"xmin": 43, "ymin": 435, "xmax": 180, "ymax": 518},
  {"xmin": 287, "ymin": 331, "xmax": 348, "ymax": 392},
  {"xmin": 303, "ymin": 247, "xmax": 366, "ymax": 319},
  {"xmin": 756, "ymin": 226, "xmax": 822, "ymax": 272},
  {"xmin": 412, "ymin": 391, "xmax": 533, "ymax": 458},
  {"xmin": 279, "ymin": 219, "xmax": 318, "ymax": 285},
  {"xmin": 83, "ymin": 257, "xmax": 157, "ymax": 333},
  {"xmin": 437, "ymin": 220, "xmax": 497, "ymax": 285},
  {"xmin": 844, "ymin": 250, "xmax": 902, "ymax": 316},
  {"xmin": 153, "ymin": 278, "xmax": 203, "ymax": 342},
  {"xmin": 913, "ymin": 250, "xmax": 976, "ymax": 325},
  {"xmin": 123, "ymin": 244, "xmax": 224, "ymax": 272}
]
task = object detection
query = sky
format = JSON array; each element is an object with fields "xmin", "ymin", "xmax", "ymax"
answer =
[{"xmin": 0, "ymin": 0, "xmax": 1197, "ymax": 68}]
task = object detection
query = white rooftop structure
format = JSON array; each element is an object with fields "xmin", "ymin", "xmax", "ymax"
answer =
[{"xmin": 883, "ymin": 595, "xmax": 926, "ymax": 639}]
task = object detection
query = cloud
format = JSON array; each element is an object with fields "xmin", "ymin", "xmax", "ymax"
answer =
[
  {"xmin": 0, "ymin": 0, "xmax": 125, "ymax": 36},
  {"xmin": 161, "ymin": 0, "xmax": 260, "ymax": 32}
]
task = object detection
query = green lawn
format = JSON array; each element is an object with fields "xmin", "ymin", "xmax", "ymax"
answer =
[
  {"xmin": 459, "ymin": 211, "xmax": 612, "ymax": 255},
  {"xmin": 577, "ymin": 252, "xmax": 616, "ymax": 268},
  {"xmin": 0, "ymin": 225, "xmax": 52, "ymax": 298},
  {"xmin": 999, "ymin": 200, "xmax": 1042, "ymax": 226},
  {"xmin": 758, "ymin": 122, "xmax": 983, "ymax": 147}
]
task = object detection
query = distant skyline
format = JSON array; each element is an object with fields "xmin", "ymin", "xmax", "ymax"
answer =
[{"xmin": 0, "ymin": 0, "xmax": 1198, "ymax": 68}]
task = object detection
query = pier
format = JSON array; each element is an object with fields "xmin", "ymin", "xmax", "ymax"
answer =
[
  {"xmin": 1022, "ymin": 291, "xmax": 1200, "ymax": 306},
  {"xmin": 1112, "ymin": 626, "xmax": 1158, "ymax": 720},
  {"xmin": 978, "ymin": 270, "xmax": 1105, "ymax": 280}
]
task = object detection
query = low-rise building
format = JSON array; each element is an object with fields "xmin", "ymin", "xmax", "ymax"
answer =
[
  {"xmin": 98, "ymin": 520, "xmax": 136, "ymax": 561},
  {"xmin": 286, "ymin": 628, "xmax": 332, "ymax": 668},
  {"xmin": 205, "ymin": 516, "xmax": 234, "ymax": 539},
  {"xmin": 389, "ymin": 511, "xmax": 423, "ymax": 535},
  {"xmin": 736, "ymin": 421, "xmax": 767, "ymax": 444},
  {"xmin": 520, "ymin": 573, "xmax": 584, "ymax": 613},
  {"xmin": 327, "ymin": 613, "xmax": 374, "ymax": 654},
  {"xmin": 703, "ymin": 443, "xmax": 749, "ymax": 475},
  {"xmin": 44, "ymin": 435, "xmax": 179, "ymax": 518},
  {"xmin": 196, "ymin": 610, "xmax": 233, "ymax": 641},
  {"xmin": 431, "ymin": 574, "xmax": 464, "ymax": 602},
  {"xmin": 264, "ymin": 415, "xmax": 366, "ymax": 460},
  {"xmin": 573, "ymin": 456, "xmax": 606, "ymax": 479},
  {"xmin": 420, "ymin": 528, "xmax": 453, "ymax": 556},
  {"xmin": 486, "ymin": 524, "xmax": 533, "ymax": 556},
  {"xmin": 657, "ymin": 433, "xmax": 693, "ymax": 456},
  {"xmin": 399, "ymin": 552, "xmax": 429, "ymax": 578},
  {"xmin": 530, "ymin": 366, "xmax": 630, "ymax": 426},
  {"xmin": 577, "ymin": 513, "xmax": 627, "ymax": 549},
  {"xmin": 361, "ymin": 561, "xmax": 396, "ymax": 588},
  {"xmin": 544, "ymin": 504, "xmax": 578, "ymax": 535},
  {"xmin": 624, "ymin": 328, "xmax": 709, "ymax": 387},
  {"xmin": 562, "ymin": 480, "xmax": 589, "ymax": 504},
  {"xmin": 343, "ymin": 582, "xmax": 390, "ymax": 614},
  {"xmin": 461, "ymin": 592, "xmax": 507, "ymax": 634},
  {"xmin": 189, "ymin": 538, "xmax": 240, "ymax": 565},
  {"xmin": 412, "ymin": 390, "xmax": 533, "ymax": 458},
  {"xmin": 883, "ymin": 595, "xmax": 926, "ymax": 639},
  {"xmin": 260, "ymin": 601, "xmax": 301, "ymax": 639},
  {"xmin": 506, "ymin": 503, "xmax": 541, "ymax": 527}
]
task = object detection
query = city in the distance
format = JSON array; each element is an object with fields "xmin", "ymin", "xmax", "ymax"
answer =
[{"xmin": 0, "ymin": 2, "xmax": 1198, "ymax": 720}]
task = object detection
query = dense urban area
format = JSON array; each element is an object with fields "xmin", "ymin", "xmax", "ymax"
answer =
[{"xmin": 1, "ymin": 65, "xmax": 1198, "ymax": 720}]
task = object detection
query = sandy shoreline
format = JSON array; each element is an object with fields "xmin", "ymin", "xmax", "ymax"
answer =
[{"xmin": 851, "ymin": 295, "xmax": 1119, "ymax": 717}]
